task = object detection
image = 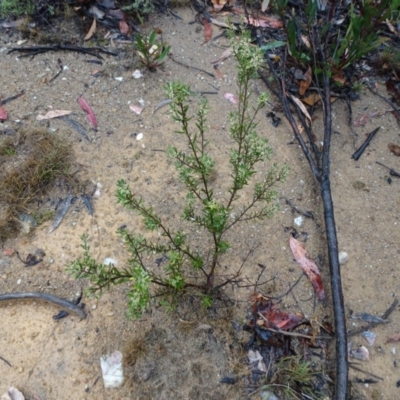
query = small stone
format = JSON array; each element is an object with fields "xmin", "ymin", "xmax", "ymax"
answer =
[
  {"xmin": 17, "ymin": 279, "xmax": 21, "ymax": 285},
  {"xmin": 3, "ymin": 248, "xmax": 15, "ymax": 257},
  {"xmin": 338, "ymin": 251, "xmax": 349, "ymax": 265},
  {"xmin": 18, "ymin": 366, "xmax": 24, "ymax": 373},
  {"xmin": 132, "ymin": 70, "xmax": 143, "ymax": 79},
  {"xmin": 361, "ymin": 331, "xmax": 376, "ymax": 346},
  {"xmin": 351, "ymin": 346, "xmax": 369, "ymax": 361},
  {"xmin": 103, "ymin": 258, "xmax": 117, "ymax": 266},
  {"xmin": 294, "ymin": 216, "xmax": 303, "ymax": 226},
  {"xmin": 136, "ymin": 133, "xmax": 143, "ymax": 141},
  {"xmin": 260, "ymin": 391, "xmax": 280, "ymax": 400}
]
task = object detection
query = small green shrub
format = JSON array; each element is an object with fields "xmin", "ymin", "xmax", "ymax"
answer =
[
  {"xmin": 268, "ymin": 356, "xmax": 319, "ymax": 400},
  {"xmin": 122, "ymin": 0, "xmax": 154, "ymax": 18},
  {"xmin": 68, "ymin": 32, "xmax": 288, "ymax": 318},
  {"xmin": 133, "ymin": 30, "xmax": 170, "ymax": 71},
  {"xmin": 273, "ymin": 0, "xmax": 400, "ymax": 78},
  {"xmin": 0, "ymin": 0, "xmax": 34, "ymax": 17}
]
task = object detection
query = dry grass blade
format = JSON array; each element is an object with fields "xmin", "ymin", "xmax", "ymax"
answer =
[{"xmin": 0, "ymin": 128, "xmax": 72, "ymax": 241}]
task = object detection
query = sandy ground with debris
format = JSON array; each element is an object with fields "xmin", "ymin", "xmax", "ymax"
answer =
[{"xmin": 1, "ymin": 8, "xmax": 400, "ymax": 400}]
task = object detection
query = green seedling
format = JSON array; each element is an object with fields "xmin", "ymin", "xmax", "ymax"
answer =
[
  {"xmin": 133, "ymin": 30, "xmax": 170, "ymax": 71},
  {"xmin": 265, "ymin": 356, "xmax": 320, "ymax": 400}
]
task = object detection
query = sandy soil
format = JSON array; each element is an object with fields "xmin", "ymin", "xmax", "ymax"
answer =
[{"xmin": 1, "ymin": 7, "xmax": 400, "ymax": 400}]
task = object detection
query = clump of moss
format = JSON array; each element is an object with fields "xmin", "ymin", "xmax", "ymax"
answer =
[
  {"xmin": 0, "ymin": 128, "xmax": 72, "ymax": 241},
  {"xmin": 0, "ymin": 0, "xmax": 34, "ymax": 18}
]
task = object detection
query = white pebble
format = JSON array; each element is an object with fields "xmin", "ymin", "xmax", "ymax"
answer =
[
  {"xmin": 136, "ymin": 133, "xmax": 143, "ymax": 141},
  {"xmin": 132, "ymin": 70, "xmax": 143, "ymax": 79},
  {"xmin": 294, "ymin": 216, "xmax": 303, "ymax": 226},
  {"xmin": 115, "ymin": 77, "xmax": 123, "ymax": 82},
  {"xmin": 103, "ymin": 258, "xmax": 117, "ymax": 266},
  {"xmin": 17, "ymin": 279, "xmax": 21, "ymax": 285},
  {"xmin": 339, "ymin": 251, "xmax": 349, "ymax": 265}
]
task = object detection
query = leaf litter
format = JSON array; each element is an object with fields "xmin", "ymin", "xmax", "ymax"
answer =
[
  {"xmin": 77, "ymin": 96, "xmax": 98, "ymax": 129},
  {"xmin": 289, "ymin": 236, "xmax": 325, "ymax": 300},
  {"xmin": 48, "ymin": 193, "xmax": 73, "ymax": 233}
]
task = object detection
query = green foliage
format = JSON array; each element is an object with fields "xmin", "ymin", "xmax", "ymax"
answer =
[
  {"xmin": 122, "ymin": 0, "xmax": 154, "ymax": 18},
  {"xmin": 1, "ymin": 147, "xmax": 16, "ymax": 156},
  {"xmin": 68, "ymin": 32, "xmax": 288, "ymax": 317},
  {"xmin": 265, "ymin": 356, "xmax": 319, "ymax": 400},
  {"xmin": 133, "ymin": 30, "xmax": 170, "ymax": 71},
  {"xmin": 331, "ymin": 0, "xmax": 395, "ymax": 70},
  {"xmin": 0, "ymin": 0, "xmax": 33, "ymax": 17},
  {"xmin": 273, "ymin": 0, "xmax": 400, "ymax": 78},
  {"xmin": 202, "ymin": 295, "xmax": 213, "ymax": 308}
]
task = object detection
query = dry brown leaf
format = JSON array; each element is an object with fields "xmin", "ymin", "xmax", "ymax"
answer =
[
  {"xmin": 119, "ymin": 20, "xmax": 129, "ymax": 35},
  {"xmin": 333, "ymin": 75, "xmax": 346, "ymax": 84},
  {"xmin": 202, "ymin": 18, "xmax": 212, "ymax": 43},
  {"xmin": 37, "ymin": 110, "xmax": 72, "ymax": 120},
  {"xmin": 0, "ymin": 105, "xmax": 7, "ymax": 121},
  {"xmin": 385, "ymin": 19, "xmax": 397, "ymax": 34},
  {"xmin": 353, "ymin": 111, "xmax": 385, "ymax": 127},
  {"xmin": 213, "ymin": 65, "xmax": 224, "ymax": 79},
  {"xmin": 211, "ymin": 0, "xmax": 227, "ymax": 11},
  {"xmin": 244, "ymin": 16, "xmax": 283, "ymax": 29},
  {"xmin": 209, "ymin": 18, "xmax": 232, "ymax": 30},
  {"xmin": 388, "ymin": 143, "xmax": 400, "ymax": 156},
  {"xmin": 210, "ymin": 47, "xmax": 232, "ymax": 64},
  {"xmin": 289, "ymin": 236, "xmax": 325, "ymax": 300},
  {"xmin": 301, "ymin": 34, "xmax": 311, "ymax": 48},
  {"xmin": 291, "ymin": 95, "xmax": 312, "ymax": 121},
  {"xmin": 84, "ymin": 18, "xmax": 96, "ymax": 41},
  {"xmin": 386, "ymin": 332, "xmax": 400, "ymax": 343},
  {"xmin": 232, "ymin": 8, "xmax": 283, "ymax": 28},
  {"xmin": 261, "ymin": 0, "xmax": 270, "ymax": 12},
  {"xmin": 299, "ymin": 66, "xmax": 312, "ymax": 96},
  {"xmin": 301, "ymin": 94, "xmax": 321, "ymax": 106}
]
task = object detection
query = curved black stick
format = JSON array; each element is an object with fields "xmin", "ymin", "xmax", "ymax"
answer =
[
  {"xmin": 0, "ymin": 292, "xmax": 86, "ymax": 319},
  {"xmin": 320, "ymin": 58, "xmax": 348, "ymax": 400},
  {"xmin": 351, "ymin": 127, "xmax": 380, "ymax": 161},
  {"xmin": 261, "ymin": 41, "xmax": 348, "ymax": 400}
]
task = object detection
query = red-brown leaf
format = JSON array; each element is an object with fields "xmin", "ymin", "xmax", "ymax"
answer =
[
  {"xmin": 84, "ymin": 18, "xmax": 96, "ymax": 41},
  {"xmin": 251, "ymin": 295, "xmax": 303, "ymax": 331},
  {"xmin": 289, "ymin": 236, "xmax": 325, "ymax": 300},
  {"xmin": 213, "ymin": 65, "xmax": 224, "ymax": 79},
  {"xmin": 78, "ymin": 96, "xmax": 98, "ymax": 129},
  {"xmin": 386, "ymin": 332, "xmax": 400, "ymax": 343},
  {"xmin": 202, "ymin": 18, "xmax": 212, "ymax": 43},
  {"xmin": 388, "ymin": 143, "xmax": 400, "ymax": 156},
  {"xmin": 299, "ymin": 66, "xmax": 312, "ymax": 96},
  {"xmin": 0, "ymin": 105, "xmax": 7, "ymax": 120},
  {"xmin": 119, "ymin": 20, "xmax": 130, "ymax": 35}
]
